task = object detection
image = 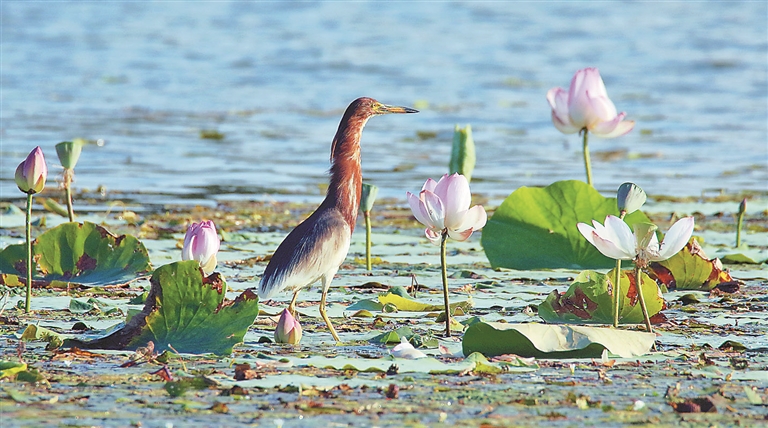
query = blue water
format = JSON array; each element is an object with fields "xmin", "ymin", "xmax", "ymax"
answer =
[{"xmin": 1, "ymin": 1, "xmax": 766, "ymax": 207}]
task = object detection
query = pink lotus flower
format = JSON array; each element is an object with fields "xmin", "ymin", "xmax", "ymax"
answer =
[
  {"xmin": 547, "ymin": 68, "xmax": 635, "ymax": 138},
  {"xmin": 577, "ymin": 215, "xmax": 694, "ymax": 266},
  {"xmin": 274, "ymin": 308, "xmax": 302, "ymax": 345},
  {"xmin": 182, "ymin": 220, "xmax": 220, "ymax": 275},
  {"xmin": 407, "ymin": 173, "xmax": 487, "ymax": 245},
  {"xmin": 15, "ymin": 147, "xmax": 48, "ymax": 194}
]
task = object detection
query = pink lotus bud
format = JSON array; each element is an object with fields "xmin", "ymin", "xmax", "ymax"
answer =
[
  {"xmin": 274, "ymin": 309, "xmax": 302, "ymax": 345},
  {"xmin": 182, "ymin": 220, "xmax": 220, "ymax": 275},
  {"xmin": 15, "ymin": 147, "xmax": 47, "ymax": 194}
]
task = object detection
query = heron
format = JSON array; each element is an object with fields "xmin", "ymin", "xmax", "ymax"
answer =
[{"xmin": 259, "ymin": 97, "xmax": 418, "ymax": 342}]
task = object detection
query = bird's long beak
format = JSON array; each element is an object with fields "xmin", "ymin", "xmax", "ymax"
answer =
[{"xmin": 375, "ymin": 103, "xmax": 419, "ymax": 115}]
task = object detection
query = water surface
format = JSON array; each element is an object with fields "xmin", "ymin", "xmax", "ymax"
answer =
[{"xmin": 2, "ymin": 1, "xmax": 766, "ymax": 206}]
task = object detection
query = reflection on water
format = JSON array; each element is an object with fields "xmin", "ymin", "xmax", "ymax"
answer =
[{"xmin": 1, "ymin": 1, "xmax": 766, "ymax": 206}]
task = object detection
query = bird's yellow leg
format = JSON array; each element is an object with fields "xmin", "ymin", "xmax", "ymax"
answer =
[
  {"xmin": 320, "ymin": 276, "xmax": 341, "ymax": 342},
  {"xmin": 287, "ymin": 290, "xmax": 300, "ymax": 317}
]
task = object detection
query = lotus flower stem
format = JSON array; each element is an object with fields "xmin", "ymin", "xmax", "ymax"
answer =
[
  {"xmin": 634, "ymin": 264, "xmax": 653, "ymax": 333},
  {"xmin": 24, "ymin": 193, "xmax": 33, "ymax": 313},
  {"xmin": 612, "ymin": 210, "xmax": 627, "ymax": 328},
  {"xmin": 581, "ymin": 130, "xmax": 593, "ymax": 187},
  {"xmin": 736, "ymin": 198, "xmax": 746, "ymax": 247},
  {"xmin": 364, "ymin": 210, "xmax": 372, "ymax": 270},
  {"xmin": 64, "ymin": 170, "xmax": 75, "ymax": 222},
  {"xmin": 613, "ymin": 259, "xmax": 621, "ymax": 327},
  {"xmin": 440, "ymin": 231, "xmax": 450, "ymax": 337}
]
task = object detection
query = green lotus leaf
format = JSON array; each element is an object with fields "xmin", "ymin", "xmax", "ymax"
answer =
[
  {"xmin": 369, "ymin": 326, "xmax": 414, "ymax": 344},
  {"xmin": 538, "ymin": 269, "xmax": 665, "ymax": 325},
  {"xmin": 481, "ymin": 180, "xmax": 650, "ymax": 270},
  {"xmin": 0, "ymin": 361, "xmax": 27, "ymax": 379},
  {"xmin": 650, "ymin": 240, "xmax": 734, "ymax": 291},
  {"xmin": 69, "ymin": 261, "xmax": 259, "ymax": 356},
  {"xmin": 20, "ymin": 324, "xmax": 64, "ymax": 350},
  {"xmin": 378, "ymin": 293, "xmax": 473, "ymax": 313},
  {"xmin": 462, "ymin": 322, "xmax": 655, "ymax": 359},
  {"xmin": 0, "ymin": 221, "xmax": 151, "ymax": 287}
]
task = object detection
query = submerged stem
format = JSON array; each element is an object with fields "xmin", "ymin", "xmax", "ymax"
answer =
[
  {"xmin": 25, "ymin": 193, "xmax": 33, "ymax": 314},
  {"xmin": 582, "ymin": 130, "xmax": 593, "ymax": 187},
  {"xmin": 364, "ymin": 210, "xmax": 372, "ymax": 270},
  {"xmin": 634, "ymin": 264, "xmax": 653, "ymax": 333},
  {"xmin": 440, "ymin": 231, "xmax": 450, "ymax": 337}
]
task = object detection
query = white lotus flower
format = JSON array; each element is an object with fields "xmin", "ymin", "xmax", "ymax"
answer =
[{"xmin": 578, "ymin": 215, "xmax": 694, "ymax": 267}]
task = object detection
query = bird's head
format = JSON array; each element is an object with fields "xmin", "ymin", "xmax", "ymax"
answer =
[{"xmin": 350, "ymin": 97, "xmax": 419, "ymax": 118}]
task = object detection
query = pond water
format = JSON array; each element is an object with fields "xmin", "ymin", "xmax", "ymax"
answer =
[{"xmin": 2, "ymin": 1, "xmax": 766, "ymax": 207}]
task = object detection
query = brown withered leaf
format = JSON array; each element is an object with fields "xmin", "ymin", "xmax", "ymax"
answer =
[
  {"xmin": 669, "ymin": 396, "xmax": 717, "ymax": 413},
  {"xmin": 234, "ymin": 363, "xmax": 260, "ymax": 380},
  {"xmin": 52, "ymin": 347, "xmax": 106, "ymax": 361},
  {"xmin": 151, "ymin": 366, "xmax": 173, "ymax": 382},
  {"xmin": 649, "ymin": 240, "xmax": 736, "ymax": 291}
]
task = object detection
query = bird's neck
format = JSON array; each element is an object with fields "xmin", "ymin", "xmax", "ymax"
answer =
[{"xmin": 325, "ymin": 114, "xmax": 369, "ymax": 232}]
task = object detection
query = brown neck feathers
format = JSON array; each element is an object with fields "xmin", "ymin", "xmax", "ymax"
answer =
[{"xmin": 326, "ymin": 110, "xmax": 370, "ymax": 232}]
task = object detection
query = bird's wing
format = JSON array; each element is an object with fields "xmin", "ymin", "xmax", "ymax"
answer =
[{"xmin": 259, "ymin": 208, "xmax": 351, "ymax": 299}]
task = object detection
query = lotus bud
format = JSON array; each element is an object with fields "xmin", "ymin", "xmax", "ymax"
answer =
[
  {"xmin": 449, "ymin": 124, "xmax": 476, "ymax": 182},
  {"xmin": 274, "ymin": 309, "xmax": 302, "ymax": 345},
  {"xmin": 617, "ymin": 182, "xmax": 646, "ymax": 216},
  {"xmin": 55, "ymin": 140, "xmax": 84, "ymax": 170},
  {"xmin": 15, "ymin": 147, "xmax": 48, "ymax": 195},
  {"xmin": 736, "ymin": 198, "xmax": 747, "ymax": 247},
  {"xmin": 361, "ymin": 182, "xmax": 379, "ymax": 213},
  {"xmin": 182, "ymin": 220, "xmax": 220, "ymax": 275}
]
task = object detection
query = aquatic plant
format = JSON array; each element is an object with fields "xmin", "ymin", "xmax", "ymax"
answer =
[
  {"xmin": 407, "ymin": 173, "xmax": 487, "ymax": 336},
  {"xmin": 275, "ymin": 308, "xmax": 303, "ymax": 345},
  {"xmin": 547, "ymin": 68, "xmax": 635, "ymax": 186},
  {"xmin": 578, "ymin": 215, "xmax": 694, "ymax": 332},
  {"xmin": 14, "ymin": 146, "xmax": 47, "ymax": 313},
  {"xmin": 55, "ymin": 140, "xmax": 84, "ymax": 222},
  {"xmin": 449, "ymin": 124, "xmax": 475, "ymax": 182},
  {"xmin": 610, "ymin": 182, "xmax": 647, "ymax": 327},
  {"xmin": 736, "ymin": 198, "xmax": 747, "ymax": 247},
  {"xmin": 182, "ymin": 220, "xmax": 220, "ymax": 276},
  {"xmin": 482, "ymin": 180, "xmax": 651, "ymax": 270},
  {"xmin": 360, "ymin": 182, "xmax": 379, "ymax": 270}
]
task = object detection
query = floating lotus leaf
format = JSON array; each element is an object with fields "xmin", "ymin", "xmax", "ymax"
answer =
[
  {"xmin": 378, "ymin": 293, "xmax": 473, "ymax": 313},
  {"xmin": 462, "ymin": 322, "xmax": 656, "ymax": 359},
  {"xmin": 0, "ymin": 361, "xmax": 28, "ymax": 379},
  {"xmin": 369, "ymin": 326, "xmax": 414, "ymax": 344},
  {"xmin": 0, "ymin": 221, "xmax": 151, "ymax": 287},
  {"xmin": 538, "ymin": 269, "xmax": 665, "ymax": 325},
  {"xmin": 482, "ymin": 180, "xmax": 650, "ymax": 270},
  {"xmin": 68, "ymin": 261, "xmax": 259, "ymax": 356},
  {"xmin": 650, "ymin": 240, "xmax": 734, "ymax": 291}
]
